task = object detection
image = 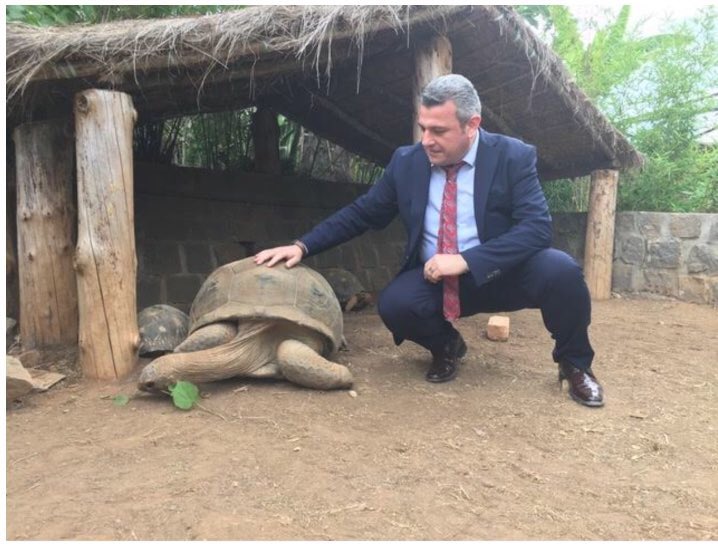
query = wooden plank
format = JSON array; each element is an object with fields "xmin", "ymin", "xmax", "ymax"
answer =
[
  {"xmin": 412, "ymin": 34, "xmax": 453, "ymax": 143},
  {"xmin": 74, "ymin": 90, "xmax": 139, "ymax": 380},
  {"xmin": 584, "ymin": 169, "xmax": 619, "ymax": 300},
  {"xmin": 13, "ymin": 119, "xmax": 78, "ymax": 349},
  {"xmin": 252, "ymin": 106, "xmax": 282, "ymax": 175}
]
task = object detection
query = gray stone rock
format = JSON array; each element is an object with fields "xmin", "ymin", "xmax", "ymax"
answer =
[
  {"xmin": 709, "ymin": 220, "xmax": 718, "ymax": 243},
  {"xmin": 619, "ymin": 235, "xmax": 645, "ymax": 265},
  {"xmin": 687, "ymin": 244, "xmax": 718, "ymax": 274},
  {"xmin": 647, "ymin": 239, "xmax": 681, "ymax": 269},
  {"xmin": 137, "ymin": 276, "xmax": 162, "ymax": 310},
  {"xmin": 213, "ymin": 243, "xmax": 247, "ymax": 266},
  {"xmin": 641, "ymin": 269, "xmax": 678, "ymax": 296},
  {"xmin": 140, "ymin": 241, "xmax": 182, "ymax": 275},
  {"xmin": 679, "ymin": 275, "xmax": 711, "ymax": 304},
  {"xmin": 637, "ymin": 213, "xmax": 665, "ymax": 239},
  {"xmin": 184, "ymin": 243, "xmax": 214, "ymax": 274},
  {"xmin": 615, "ymin": 212, "xmax": 636, "ymax": 234},
  {"xmin": 670, "ymin": 214, "xmax": 702, "ymax": 239},
  {"xmin": 611, "ymin": 262, "xmax": 635, "ymax": 292},
  {"xmin": 166, "ymin": 274, "xmax": 203, "ymax": 305},
  {"xmin": 6, "ymin": 318, "xmax": 18, "ymax": 352},
  {"xmin": 7, "ymin": 355, "xmax": 34, "ymax": 402}
]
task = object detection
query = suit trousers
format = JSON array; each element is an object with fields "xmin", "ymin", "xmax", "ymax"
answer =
[{"xmin": 377, "ymin": 248, "xmax": 595, "ymax": 370}]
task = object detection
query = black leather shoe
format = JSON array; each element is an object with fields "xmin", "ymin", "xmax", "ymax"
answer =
[
  {"xmin": 558, "ymin": 362, "xmax": 604, "ymax": 407},
  {"xmin": 426, "ymin": 332, "xmax": 467, "ymax": 383}
]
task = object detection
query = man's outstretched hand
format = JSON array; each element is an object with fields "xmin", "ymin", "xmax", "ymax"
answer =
[{"xmin": 253, "ymin": 244, "xmax": 304, "ymax": 268}]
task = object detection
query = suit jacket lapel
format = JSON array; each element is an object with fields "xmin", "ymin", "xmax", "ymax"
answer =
[
  {"xmin": 409, "ymin": 150, "xmax": 431, "ymax": 247},
  {"xmin": 474, "ymin": 129, "xmax": 499, "ymax": 241}
]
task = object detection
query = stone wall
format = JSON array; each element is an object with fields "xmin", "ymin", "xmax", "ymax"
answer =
[
  {"xmin": 135, "ymin": 163, "xmax": 405, "ymax": 312},
  {"xmin": 611, "ymin": 212, "xmax": 717, "ymax": 305},
  {"xmin": 135, "ymin": 163, "xmax": 717, "ymax": 310},
  {"xmin": 551, "ymin": 212, "xmax": 717, "ymax": 305}
]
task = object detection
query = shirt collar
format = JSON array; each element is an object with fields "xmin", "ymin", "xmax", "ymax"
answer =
[{"xmin": 462, "ymin": 131, "xmax": 480, "ymax": 168}]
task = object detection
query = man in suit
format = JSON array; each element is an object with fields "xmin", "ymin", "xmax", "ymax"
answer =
[{"xmin": 254, "ymin": 74, "xmax": 604, "ymax": 407}]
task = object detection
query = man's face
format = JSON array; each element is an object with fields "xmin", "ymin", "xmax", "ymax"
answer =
[{"xmin": 418, "ymin": 100, "xmax": 481, "ymax": 166}]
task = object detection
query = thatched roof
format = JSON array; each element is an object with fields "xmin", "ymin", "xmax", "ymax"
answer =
[{"xmin": 6, "ymin": 5, "xmax": 642, "ymax": 181}]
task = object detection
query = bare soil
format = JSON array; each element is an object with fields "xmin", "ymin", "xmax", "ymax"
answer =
[{"xmin": 6, "ymin": 296, "xmax": 718, "ymax": 540}]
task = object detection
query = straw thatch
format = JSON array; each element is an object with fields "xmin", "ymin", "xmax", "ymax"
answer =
[{"xmin": 6, "ymin": 5, "xmax": 642, "ymax": 181}]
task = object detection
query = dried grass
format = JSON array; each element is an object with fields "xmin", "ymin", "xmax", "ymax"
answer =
[{"xmin": 5, "ymin": 5, "xmax": 642, "ymax": 171}]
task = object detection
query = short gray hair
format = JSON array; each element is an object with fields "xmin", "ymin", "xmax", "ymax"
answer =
[{"xmin": 421, "ymin": 74, "xmax": 482, "ymax": 125}]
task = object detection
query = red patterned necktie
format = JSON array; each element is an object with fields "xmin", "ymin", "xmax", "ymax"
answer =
[{"xmin": 437, "ymin": 162, "xmax": 465, "ymax": 321}]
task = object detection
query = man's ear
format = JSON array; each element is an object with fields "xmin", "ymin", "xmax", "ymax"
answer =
[{"xmin": 467, "ymin": 115, "xmax": 481, "ymax": 136}]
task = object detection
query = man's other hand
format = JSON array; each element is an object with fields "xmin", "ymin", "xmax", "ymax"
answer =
[
  {"xmin": 423, "ymin": 254, "xmax": 469, "ymax": 283},
  {"xmin": 253, "ymin": 244, "xmax": 304, "ymax": 268}
]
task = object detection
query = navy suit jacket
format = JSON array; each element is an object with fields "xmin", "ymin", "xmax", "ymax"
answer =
[{"xmin": 300, "ymin": 128, "xmax": 552, "ymax": 288}]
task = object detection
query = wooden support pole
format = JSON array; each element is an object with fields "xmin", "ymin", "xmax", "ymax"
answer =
[
  {"xmin": 584, "ymin": 169, "xmax": 619, "ymax": 300},
  {"xmin": 13, "ymin": 120, "xmax": 78, "ymax": 348},
  {"xmin": 412, "ymin": 34, "xmax": 453, "ymax": 143},
  {"xmin": 6, "ymin": 168, "xmax": 21, "ymax": 322},
  {"xmin": 251, "ymin": 106, "xmax": 282, "ymax": 175},
  {"xmin": 74, "ymin": 89, "xmax": 139, "ymax": 380}
]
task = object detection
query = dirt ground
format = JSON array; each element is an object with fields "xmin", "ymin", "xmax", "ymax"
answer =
[{"xmin": 5, "ymin": 295, "xmax": 718, "ymax": 540}]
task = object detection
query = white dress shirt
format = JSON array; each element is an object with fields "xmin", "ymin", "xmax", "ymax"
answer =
[{"xmin": 420, "ymin": 133, "xmax": 481, "ymax": 263}]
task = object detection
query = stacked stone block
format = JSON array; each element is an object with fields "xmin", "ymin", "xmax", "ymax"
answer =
[
  {"xmin": 134, "ymin": 163, "xmax": 717, "ymax": 309},
  {"xmin": 612, "ymin": 212, "xmax": 717, "ymax": 304},
  {"xmin": 134, "ymin": 162, "xmax": 405, "ymax": 311}
]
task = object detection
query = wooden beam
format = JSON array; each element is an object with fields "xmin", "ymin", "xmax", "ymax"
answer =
[
  {"xmin": 267, "ymin": 87, "xmax": 394, "ymax": 166},
  {"xmin": 584, "ymin": 169, "xmax": 619, "ymax": 300},
  {"xmin": 13, "ymin": 119, "xmax": 78, "ymax": 349},
  {"xmin": 74, "ymin": 90, "xmax": 139, "ymax": 380},
  {"xmin": 412, "ymin": 34, "xmax": 453, "ymax": 143},
  {"xmin": 252, "ymin": 106, "xmax": 282, "ymax": 175}
]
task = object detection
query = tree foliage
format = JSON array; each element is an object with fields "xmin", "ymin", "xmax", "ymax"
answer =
[{"xmin": 520, "ymin": 5, "xmax": 718, "ymax": 212}]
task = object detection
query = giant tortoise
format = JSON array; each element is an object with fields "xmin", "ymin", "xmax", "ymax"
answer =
[
  {"xmin": 138, "ymin": 257, "xmax": 353, "ymax": 392},
  {"xmin": 320, "ymin": 268, "xmax": 373, "ymax": 312},
  {"xmin": 138, "ymin": 304, "xmax": 189, "ymax": 357}
]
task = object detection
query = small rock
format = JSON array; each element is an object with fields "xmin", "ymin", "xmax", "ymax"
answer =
[
  {"xmin": 6, "ymin": 318, "xmax": 18, "ymax": 351},
  {"xmin": 7, "ymin": 356, "xmax": 34, "ymax": 402},
  {"xmin": 293, "ymin": 446, "xmax": 301, "ymax": 452},
  {"xmin": 486, "ymin": 315, "xmax": 510, "ymax": 342},
  {"xmin": 348, "ymin": 390, "xmax": 358, "ymax": 398}
]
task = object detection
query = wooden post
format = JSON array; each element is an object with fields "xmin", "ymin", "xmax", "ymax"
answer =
[
  {"xmin": 412, "ymin": 34, "xmax": 453, "ymax": 143},
  {"xmin": 252, "ymin": 106, "xmax": 282, "ymax": 175},
  {"xmin": 74, "ymin": 89, "xmax": 139, "ymax": 380},
  {"xmin": 13, "ymin": 120, "xmax": 78, "ymax": 348},
  {"xmin": 584, "ymin": 169, "xmax": 619, "ymax": 300},
  {"xmin": 6, "ymin": 167, "xmax": 21, "ymax": 322}
]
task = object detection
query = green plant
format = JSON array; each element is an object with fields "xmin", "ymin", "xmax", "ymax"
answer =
[
  {"xmin": 168, "ymin": 381, "xmax": 200, "ymax": 411},
  {"xmin": 520, "ymin": 5, "xmax": 718, "ymax": 213}
]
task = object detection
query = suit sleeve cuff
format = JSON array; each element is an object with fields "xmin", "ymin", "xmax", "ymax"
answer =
[{"xmin": 292, "ymin": 240, "xmax": 308, "ymax": 257}]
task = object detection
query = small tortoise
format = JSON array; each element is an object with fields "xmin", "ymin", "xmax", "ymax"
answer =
[
  {"xmin": 138, "ymin": 257, "xmax": 353, "ymax": 392},
  {"xmin": 320, "ymin": 268, "xmax": 372, "ymax": 311},
  {"xmin": 138, "ymin": 304, "xmax": 189, "ymax": 357}
]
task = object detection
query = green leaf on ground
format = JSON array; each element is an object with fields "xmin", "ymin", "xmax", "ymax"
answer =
[
  {"xmin": 169, "ymin": 381, "xmax": 200, "ymax": 410},
  {"xmin": 113, "ymin": 394, "xmax": 130, "ymax": 406}
]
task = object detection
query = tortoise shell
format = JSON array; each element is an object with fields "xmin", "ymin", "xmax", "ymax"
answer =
[
  {"xmin": 138, "ymin": 304, "xmax": 190, "ymax": 356},
  {"xmin": 319, "ymin": 267, "xmax": 366, "ymax": 306},
  {"xmin": 188, "ymin": 258, "xmax": 343, "ymax": 355}
]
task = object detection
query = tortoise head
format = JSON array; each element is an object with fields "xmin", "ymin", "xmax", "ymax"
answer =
[{"xmin": 137, "ymin": 361, "xmax": 176, "ymax": 393}]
